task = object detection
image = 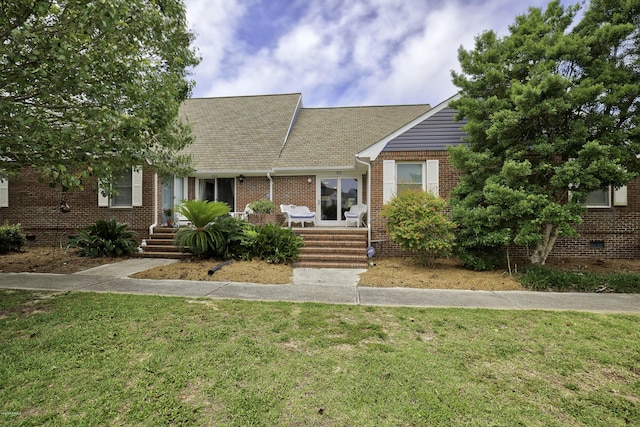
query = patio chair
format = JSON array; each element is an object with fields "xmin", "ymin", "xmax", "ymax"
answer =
[
  {"xmin": 280, "ymin": 204, "xmax": 316, "ymax": 227},
  {"xmin": 231, "ymin": 204, "xmax": 253, "ymax": 220},
  {"xmin": 344, "ymin": 203, "xmax": 367, "ymax": 227}
]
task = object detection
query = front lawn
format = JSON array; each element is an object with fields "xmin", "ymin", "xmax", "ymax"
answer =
[{"xmin": 1, "ymin": 290, "xmax": 639, "ymax": 425}]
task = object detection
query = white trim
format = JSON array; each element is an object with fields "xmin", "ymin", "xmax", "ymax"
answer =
[
  {"xmin": 0, "ymin": 178, "xmax": 8, "ymax": 207},
  {"xmin": 358, "ymin": 93, "xmax": 461, "ymax": 161},
  {"xmin": 278, "ymin": 94, "xmax": 303, "ymax": 158},
  {"xmin": 316, "ymin": 175, "xmax": 362, "ymax": 226}
]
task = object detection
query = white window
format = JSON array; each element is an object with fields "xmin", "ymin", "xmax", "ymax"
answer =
[
  {"xmin": 585, "ymin": 187, "xmax": 611, "ymax": 208},
  {"xmin": 98, "ymin": 168, "xmax": 143, "ymax": 207},
  {"xmin": 396, "ymin": 163, "xmax": 423, "ymax": 194},
  {"xmin": 0, "ymin": 179, "xmax": 8, "ymax": 207},
  {"xmin": 383, "ymin": 160, "xmax": 439, "ymax": 204},
  {"xmin": 584, "ymin": 185, "xmax": 628, "ymax": 208}
]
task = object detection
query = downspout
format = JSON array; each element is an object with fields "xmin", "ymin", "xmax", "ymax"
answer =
[
  {"xmin": 355, "ymin": 156, "xmax": 371, "ymax": 247},
  {"xmin": 267, "ymin": 172, "xmax": 274, "ymax": 200},
  {"xmin": 148, "ymin": 173, "xmax": 159, "ymax": 237}
]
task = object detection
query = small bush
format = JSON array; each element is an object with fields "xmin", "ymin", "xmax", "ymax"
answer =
[
  {"xmin": 253, "ymin": 224, "xmax": 303, "ymax": 264},
  {"xmin": 0, "ymin": 221, "xmax": 26, "ymax": 254},
  {"xmin": 69, "ymin": 218, "xmax": 138, "ymax": 258},
  {"xmin": 248, "ymin": 198, "xmax": 277, "ymax": 214},
  {"xmin": 381, "ymin": 189, "xmax": 456, "ymax": 266},
  {"xmin": 206, "ymin": 215, "xmax": 255, "ymax": 260},
  {"xmin": 519, "ymin": 266, "xmax": 640, "ymax": 293}
]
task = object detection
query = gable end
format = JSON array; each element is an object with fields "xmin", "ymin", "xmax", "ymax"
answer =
[{"xmin": 382, "ymin": 107, "xmax": 466, "ymax": 152}]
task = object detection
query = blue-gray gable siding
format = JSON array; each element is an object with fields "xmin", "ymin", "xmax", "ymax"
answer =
[{"xmin": 382, "ymin": 107, "xmax": 467, "ymax": 152}]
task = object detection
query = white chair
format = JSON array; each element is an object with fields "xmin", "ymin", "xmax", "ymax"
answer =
[
  {"xmin": 232, "ymin": 204, "xmax": 253, "ymax": 220},
  {"xmin": 344, "ymin": 204, "xmax": 367, "ymax": 227},
  {"xmin": 280, "ymin": 204, "xmax": 316, "ymax": 227}
]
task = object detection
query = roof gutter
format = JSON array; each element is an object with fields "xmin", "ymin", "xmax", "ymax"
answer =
[
  {"xmin": 148, "ymin": 172, "xmax": 159, "ymax": 237},
  {"xmin": 267, "ymin": 172, "xmax": 274, "ymax": 200},
  {"xmin": 355, "ymin": 156, "xmax": 371, "ymax": 248}
]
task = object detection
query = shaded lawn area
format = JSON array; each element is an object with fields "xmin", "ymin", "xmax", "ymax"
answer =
[{"xmin": 1, "ymin": 290, "xmax": 639, "ymax": 426}]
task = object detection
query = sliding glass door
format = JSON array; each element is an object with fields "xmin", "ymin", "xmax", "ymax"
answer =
[{"xmin": 318, "ymin": 177, "xmax": 359, "ymax": 225}]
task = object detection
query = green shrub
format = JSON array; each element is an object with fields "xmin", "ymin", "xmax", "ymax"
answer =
[
  {"xmin": 69, "ymin": 218, "xmax": 137, "ymax": 258},
  {"xmin": 519, "ymin": 266, "xmax": 640, "ymax": 293},
  {"xmin": 248, "ymin": 198, "xmax": 276, "ymax": 214},
  {"xmin": 206, "ymin": 215, "xmax": 255, "ymax": 260},
  {"xmin": 174, "ymin": 200, "xmax": 231, "ymax": 257},
  {"xmin": 0, "ymin": 221, "xmax": 26, "ymax": 254},
  {"xmin": 455, "ymin": 246, "xmax": 507, "ymax": 271},
  {"xmin": 253, "ymin": 224, "xmax": 303, "ymax": 264},
  {"xmin": 381, "ymin": 189, "xmax": 456, "ymax": 266}
]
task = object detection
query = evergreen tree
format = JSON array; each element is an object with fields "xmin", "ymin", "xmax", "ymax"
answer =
[{"xmin": 449, "ymin": 0, "xmax": 640, "ymax": 267}]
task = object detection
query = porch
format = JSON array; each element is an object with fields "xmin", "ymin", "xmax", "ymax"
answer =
[{"xmin": 138, "ymin": 225, "xmax": 370, "ymax": 269}]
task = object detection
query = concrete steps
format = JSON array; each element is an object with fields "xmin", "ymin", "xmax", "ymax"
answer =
[{"xmin": 294, "ymin": 228, "xmax": 368, "ymax": 269}]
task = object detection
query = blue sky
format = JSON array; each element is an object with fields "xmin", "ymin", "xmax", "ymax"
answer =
[{"xmin": 184, "ymin": 0, "xmax": 583, "ymax": 107}]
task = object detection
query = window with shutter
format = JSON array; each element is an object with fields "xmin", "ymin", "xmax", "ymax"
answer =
[{"xmin": 97, "ymin": 168, "xmax": 143, "ymax": 207}]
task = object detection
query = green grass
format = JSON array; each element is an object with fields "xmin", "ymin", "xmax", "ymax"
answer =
[
  {"xmin": 1, "ymin": 290, "xmax": 639, "ymax": 426},
  {"xmin": 520, "ymin": 266, "xmax": 640, "ymax": 293}
]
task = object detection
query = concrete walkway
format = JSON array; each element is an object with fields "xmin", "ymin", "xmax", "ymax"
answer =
[{"xmin": 1, "ymin": 258, "xmax": 639, "ymax": 313}]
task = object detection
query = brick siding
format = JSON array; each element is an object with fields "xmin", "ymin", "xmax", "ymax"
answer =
[
  {"xmin": 0, "ymin": 168, "xmax": 156, "ymax": 245},
  {"xmin": 369, "ymin": 151, "xmax": 640, "ymax": 260},
  {"xmin": 4, "ymin": 164, "xmax": 638, "ymax": 259},
  {"xmin": 370, "ymin": 151, "xmax": 459, "ymax": 257}
]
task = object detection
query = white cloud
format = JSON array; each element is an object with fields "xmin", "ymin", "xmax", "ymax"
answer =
[{"xmin": 184, "ymin": 0, "xmax": 578, "ymax": 106}]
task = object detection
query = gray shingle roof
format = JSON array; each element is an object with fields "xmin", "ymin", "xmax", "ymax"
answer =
[
  {"xmin": 274, "ymin": 104, "xmax": 431, "ymax": 170},
  {"xmin": 179, "ymin": 93, "xmax": 301, "ymax": 172},
  {"xmin": 179, "ymin": 94, "xmax": 431, "ymax": 172}
]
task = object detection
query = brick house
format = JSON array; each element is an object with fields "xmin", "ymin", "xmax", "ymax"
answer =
[{"xmin": 1, "ymin": 93, "xmax": 638, "ymax": 259}]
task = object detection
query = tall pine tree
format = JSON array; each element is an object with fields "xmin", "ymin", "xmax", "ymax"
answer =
[{"xmin": 450, "ymin": 0, "xmax": 640, "ymax": 268}]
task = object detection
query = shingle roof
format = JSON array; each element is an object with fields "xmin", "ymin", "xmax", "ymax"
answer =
[
  {"xmin": 179, "ymin": 93, "xmax": 301, "ymax": 172},
  {"xmin": 274, "ymin": 104, "xmax": 431, "ymax": 170},
  {"xmin": 179, "ymin": 94, "xmax": 431, "ymax": 173}
]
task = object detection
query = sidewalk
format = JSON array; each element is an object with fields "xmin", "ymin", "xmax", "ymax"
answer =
[{"xmin": 1, "ymin": 259, "xmax": 639, "ymax": 313}]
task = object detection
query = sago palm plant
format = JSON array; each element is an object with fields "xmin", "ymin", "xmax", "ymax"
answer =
[
  {"xmin": 174, "ymin": 200, "xmax": 231, "ymax": 257},
  {"xmin": 69, "ymin": 218, "xmax": 138, "ymax": 258}
]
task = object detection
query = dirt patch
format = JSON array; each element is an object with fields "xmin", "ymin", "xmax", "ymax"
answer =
[
  {"xmin": 360, "ymin": 257, "xmax": 524, "ymax": 290},
  {"xmin": 0, "ymin": 247, "xmax": 122, "ymax": 274},
  {"xmin": 131, "ymin": 258, "xmax": 293, "ymax": 284},
  {"xmin": 2, "ymin": 247, "xmax": 640, "ymax": 290}
]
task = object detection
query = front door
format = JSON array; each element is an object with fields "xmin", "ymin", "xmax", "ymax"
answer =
[
  {"xmin": 317, "ymin": 177, "xmax": 359, "ymax": 226},
  {"xmin": 162, "ymin": 177, "xmax": 185, "ymax": 222}
]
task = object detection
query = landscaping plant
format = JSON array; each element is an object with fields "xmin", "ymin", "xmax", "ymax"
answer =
[
  {"xmin": 205, "ymin": 215, "xmax": 255, "ymax": 260},
  {"xmin": 449, "ymin": 0, "xmax": 640, "ymax": 266},
  {"xmin": 69, "ymin": 218, "xmax": 137, "ymax": 258},
  {"xmin": 248, "ymin": 198, "xmax": 277, "ymax": 214},
  {"xmin": 0, "ymin": 221, "xmax": 26, "ymax": 254},
  {"xmin": 2, "ymin": 0, "xmax": 199, "ymax": 192},
  {"xmin": 174, "ymin": 200, "xmax": 231, "ymax": 257},
  {"xmin": 253, "ymin": 223, "xmax": 303, "ymax": 264},
  {"xmin": 381, "ymin": 189, "xmax": 456, "ymax": 266}
]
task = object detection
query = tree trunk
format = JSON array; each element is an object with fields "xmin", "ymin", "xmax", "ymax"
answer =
[{"xmin": 529, "ymin": 223, "xmax": 560, "ymax": 265}]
